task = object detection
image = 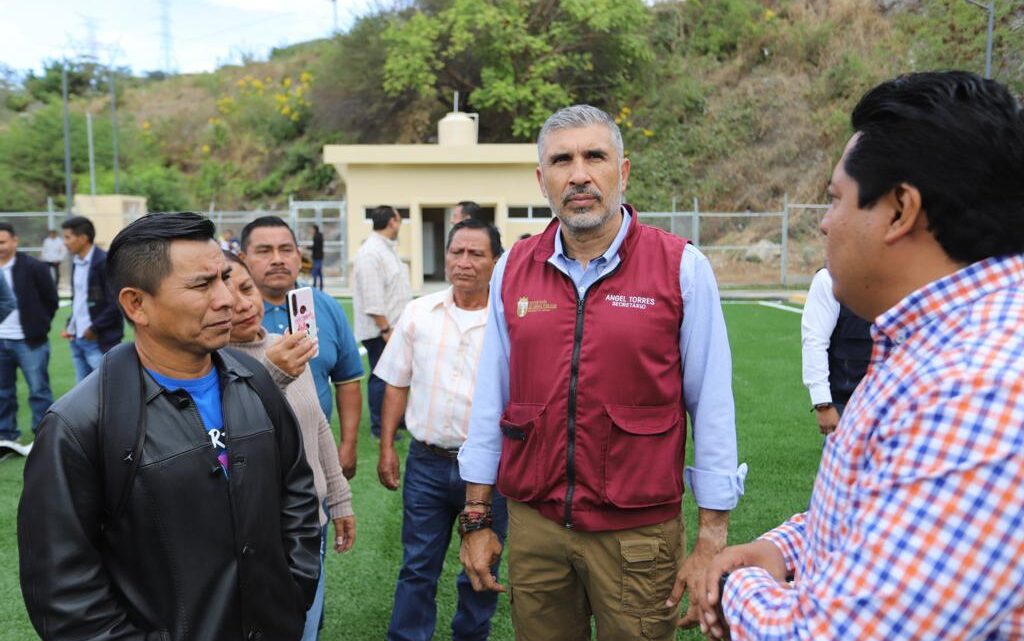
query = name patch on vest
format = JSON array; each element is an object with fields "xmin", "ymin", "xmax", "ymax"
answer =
[
  {"xmin": 516, "ymin": 296, "xmax": 558, "ymax": 317},
  {"xmin": 604, "ymin": 293, "xmax": 657, "ymax": 310}
]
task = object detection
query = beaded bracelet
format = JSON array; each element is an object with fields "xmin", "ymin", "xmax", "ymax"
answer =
[{"xmin": 457, "ymin": 510, "xmax": 493, "ymax": 537}]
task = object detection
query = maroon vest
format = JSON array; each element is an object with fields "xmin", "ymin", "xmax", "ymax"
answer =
[{"xmin": 497, "ymin": 207, "xmax": 687, "ymax": 532}]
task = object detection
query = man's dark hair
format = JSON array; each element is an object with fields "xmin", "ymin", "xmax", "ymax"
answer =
[
  {"xmin": 61, "ymin": 216, "xmax": 96, "ymax": 243},
  {"xmin": 240, "ymin": 216, "xmax": 298, "ymax": 251},
  {"xmin": 107, "ymin": 212, "xmax": 216, "ymax": 303},
  {"xmin": 309, "ymin": 223, "xmax": 320, "ymax": 232},
  {"xmin": 447, "ymin": 218, "xmax": 503, "ymax": 258},
  {"xmin": 0, "ymin": 222, "xmax": 16, "ymax": 237},
  {"xmin": 370, "ymin": 206, "xmax": 398, "ymax": 231},
  {"xmin": 456, "ymin": 201, "xmax": 482, "ymax": 219},
  {"xmin": 845, "ymin": 71, "xmax": 1024, "ymax": 264}
]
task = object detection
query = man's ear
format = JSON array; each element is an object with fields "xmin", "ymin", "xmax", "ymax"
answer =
[
  {"xmin": 535, "ymin": 166, "xmax": 549, "ymax": 201},
  {"xmin": 118, "ymin": 287, "xmax": 150, "ymax": 327},
  {"xmin": 882, "ymin": 183, "xmax": 924, "ymax": 244}
]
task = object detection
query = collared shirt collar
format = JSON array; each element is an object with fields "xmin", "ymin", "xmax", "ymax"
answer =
[
  {"xmin": 552, "ymin": 207, "xmax": 631, "ymax": 268},
  {"xmin": 73, "ymin": 245, "xmax": 95, "ymax": 266},
  {"xmin": 0, "ymin": 254, "xmax": 16, "ymax": 271},
  {"xmin": 373, "ymin": 231, "xmax": 398, "ymax": 249},
  {"xmin": 873, "ymin": 253, "xmax": 1024, "ymax": 348}
]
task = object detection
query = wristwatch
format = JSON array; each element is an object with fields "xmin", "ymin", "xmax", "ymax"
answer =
[{"xmin": 812, "ymin": 402, "xmax": 834, "ymax": 412}]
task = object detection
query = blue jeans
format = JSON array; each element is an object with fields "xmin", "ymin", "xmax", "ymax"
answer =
[
  {"xmin": 387, "ymin": 442, "xmax": 508, "ymax": 641},
  {"xmin": 70, "ymin": 337, "xmax": 104, "ymax": 383},
  {"xmin": 301, "ymin": 524, "xmax": 327, "ymax": 641},
  {"xmin": 362, "ymin": 338, "xmax": 386, "ymax": 438},
  {"xmin": 0, "ymin": 339, "xmax": 52, "ymax": 441},
  {"xmin": 311, "ymin": 259, "xmax": 324, "ymax": 290}
]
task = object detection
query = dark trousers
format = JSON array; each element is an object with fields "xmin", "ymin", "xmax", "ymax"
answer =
[
  {"xmin": 387, "ymin": 441, "xmax": 508, "ymax": 641},
  {"xmin": 362, "ymin": 337, "xmax": 386, "ymax": 438}
]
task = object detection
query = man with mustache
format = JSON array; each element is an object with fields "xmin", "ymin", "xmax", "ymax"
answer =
[
  {"xmin": 18, "ymin": 212, "xmax": 321, "ymax": 640},
  {"xmin": 458, "ymin": 104, "xmax": 745, "ymax": 640},
  {"xmin": 241, "ymin": 216, "xmax": 364, "ymax": 479}
]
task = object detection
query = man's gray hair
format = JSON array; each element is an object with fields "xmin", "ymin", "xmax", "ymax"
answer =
[{"xmin": 537, "ymin": 105, "xmax": 624, "ymax": 163}]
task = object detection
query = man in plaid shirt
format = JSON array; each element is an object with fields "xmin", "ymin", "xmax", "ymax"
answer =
[{"xmin": 697, "ymin": 71, "xmax": 1024, "ymax": 640}]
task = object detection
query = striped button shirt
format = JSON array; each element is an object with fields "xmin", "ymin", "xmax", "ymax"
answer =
[
  {"xmin": 374, "ymin": 287, "xmax": 488, "ymax": 449},
  {"xmin": 352, "ymin": 232, "xmax": 412, "ymax": 342},
  {"xmin": 725, "ymin": 253, "xmax": 1024, "ymax": 640}
]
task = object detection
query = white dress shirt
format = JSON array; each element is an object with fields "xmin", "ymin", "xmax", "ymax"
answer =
[
  {"xmin": 69, "ymin": 246, "xmax": 95, "ymax": 338},
  {"xmin": 352, "ymin": 233, "xmax": 412, "ymax": 342},
  {"xmin": 801, "ymin": 269, "xmax": 841, "ymax": 406},
  {"xmin": 0, "ymin": 257, "xmax": 24, "ymax": 340},
  {"xmin": 40, "ymin": 237, "xmax": 67, "ymax": 263}
]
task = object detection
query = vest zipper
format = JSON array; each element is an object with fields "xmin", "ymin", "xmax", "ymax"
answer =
[
  {"xmin": 561, "ymin": 260, "xmax": 624, "ymax": 529},
  {"xmin": 564, "ymin": 294, "xmax": 585, "ymax": 528}
]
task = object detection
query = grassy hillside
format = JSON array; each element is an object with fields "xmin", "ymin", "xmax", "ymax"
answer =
[{"xmin": 0, "ymin": 0, "xmax": 1020, "ymax": 215}]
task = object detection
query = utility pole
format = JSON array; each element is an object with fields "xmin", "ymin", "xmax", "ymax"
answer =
[
  {"xmin": 86, "ymin": 112, "xmax": 97, "ymax": 196},
  {"xmin": 965, "ymin": 0, "xmax": 995, "ymax": 79},
  {"xmin": 62, "ymin": 63, "xmax": 73, "ymax": 214},
  {"xmin": 110, "ymin": 69, "xmax": 120, "ymax": 193}
]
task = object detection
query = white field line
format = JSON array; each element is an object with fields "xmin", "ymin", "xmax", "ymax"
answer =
[{"xmin": 757, "ymin": 301, "xmax": 803, "ymax": 314}]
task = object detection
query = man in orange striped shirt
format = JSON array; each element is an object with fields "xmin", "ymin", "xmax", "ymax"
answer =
[{"xmin": 698, "ymin": 71, "xmax": 1024, "ymax": 641}]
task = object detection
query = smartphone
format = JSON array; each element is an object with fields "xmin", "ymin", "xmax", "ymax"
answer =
[{"xmin": 287, "ymin": 287, "xmax": 319, "ymax": 356}]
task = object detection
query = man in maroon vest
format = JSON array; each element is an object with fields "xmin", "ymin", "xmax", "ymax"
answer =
[{"xmin": 457, "ymin": 104, "xmax": 746, "ymax": 640}]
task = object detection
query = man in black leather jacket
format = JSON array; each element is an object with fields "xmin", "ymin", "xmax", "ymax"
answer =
[{"xmin": 17, "ymin": 212, "xmax": 321, "ymax": 641}]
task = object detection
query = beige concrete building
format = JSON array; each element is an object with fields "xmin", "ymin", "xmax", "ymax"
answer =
[
  {"xmin": 73, "ymin": 195, "xmax": 148, "ymax": 248},
  {"xmin": 324, "ymin": 111, "xmax": 552, "ymax": 291}
]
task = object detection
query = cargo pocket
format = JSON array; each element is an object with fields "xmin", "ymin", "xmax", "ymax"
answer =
[
  {"xmin": 604, "ymin": 403, "xmax": 684, "ymax": 508},
  {"xmin": 620, "ymin": 538, "xmax": 659, "ymax": 613},
  {"xmin": 495, "ymin": 402, "xmax": 548, "ymax": 503}
]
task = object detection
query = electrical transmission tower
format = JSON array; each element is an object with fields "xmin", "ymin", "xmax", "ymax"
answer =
[{"xmin": 159, "ymin": 0, "xmax": 175, "ymax": 74}]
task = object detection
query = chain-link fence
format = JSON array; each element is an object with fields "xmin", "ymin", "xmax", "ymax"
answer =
[{"xmin": 639, "ymin": 198, "xmax": 828, "ymax": 288}]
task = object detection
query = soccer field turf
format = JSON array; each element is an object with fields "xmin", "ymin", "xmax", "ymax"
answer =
[{"xmin": 0, "ymin": 300, "xmax": 822, "ymax": 640}]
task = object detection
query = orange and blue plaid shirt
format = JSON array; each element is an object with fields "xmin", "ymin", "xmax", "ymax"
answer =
[{"xmin": 725, "ymin": 253, "xmax": 1024, "ymax": 640}]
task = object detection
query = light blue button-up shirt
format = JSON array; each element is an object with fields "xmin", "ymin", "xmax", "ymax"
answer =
[
  {"xmin": 70, "ymin": 246, "xmax": 94, "ymax": 338},
  {"xmin": 458, "ymin": 211, "xmax": 747, "ymax": 510}
]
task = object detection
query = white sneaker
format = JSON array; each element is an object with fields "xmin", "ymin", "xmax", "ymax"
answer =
[{"xmin": 0, "ymin": 439, "xmax": 31, "ymax": 457}]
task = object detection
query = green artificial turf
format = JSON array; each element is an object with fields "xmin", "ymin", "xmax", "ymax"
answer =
[{"xmin": 0, "ymin": 300, "xmax": 822, "ymax": 640}]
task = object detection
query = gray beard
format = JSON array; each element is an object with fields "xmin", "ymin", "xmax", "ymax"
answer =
[{"xmin": 551, "ymin": 195, "xmax": 623, "ymax": 233}]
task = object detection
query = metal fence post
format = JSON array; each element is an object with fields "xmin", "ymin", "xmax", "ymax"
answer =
[
  {"xmin": 692, "ymin": 197, "xmax": 700, "ymax": 247},
  {"xmin": 47, "ymin": 197, "xmax": 55, "ymax": 231},
  {"xmin": 781, "ymin": 193, "xmax": 790, "ymax": 287}
]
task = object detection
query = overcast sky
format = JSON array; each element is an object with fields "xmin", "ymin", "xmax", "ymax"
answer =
[{"xmin": 0, "ymin": 0, "xmax": 378, "ymax": 77}]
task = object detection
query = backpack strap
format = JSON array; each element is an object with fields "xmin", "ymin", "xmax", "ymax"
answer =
[{"xmin": 97, "ymin": 342, "xmax": 147, "ymax": 520}]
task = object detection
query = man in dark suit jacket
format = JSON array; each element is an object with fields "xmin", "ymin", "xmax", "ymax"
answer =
[
  {"xmin": 0, "ymin": 221, "xmax": 58, "ymax": 442},
  {"xmin": 61, "ymin": 216, "xmax": 124, "ymax": 381}
]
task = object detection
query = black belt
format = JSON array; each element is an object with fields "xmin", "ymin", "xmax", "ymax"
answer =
[{"xmin": 413, "ymin": 439, "xmax": 460, "ymax": 460}]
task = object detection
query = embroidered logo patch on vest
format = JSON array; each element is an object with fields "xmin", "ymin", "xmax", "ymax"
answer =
[{"xmin": 516, "ymin": 296, "xmax": 557, "ymax": 317}]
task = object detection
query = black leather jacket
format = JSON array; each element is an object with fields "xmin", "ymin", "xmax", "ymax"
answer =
[{"xmin": 18, "ymin": 348, "xmax": 321, "ymax": 641}]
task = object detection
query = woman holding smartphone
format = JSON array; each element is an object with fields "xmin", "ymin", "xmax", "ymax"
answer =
[{"xmin": 222, "ymin": 250, "xmax": 355, "ymax": 641}]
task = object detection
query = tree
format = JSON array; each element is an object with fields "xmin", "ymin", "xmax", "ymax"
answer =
[{"xmin": 382, "ymin": 0, "xmax": 653, "ymax": 140}]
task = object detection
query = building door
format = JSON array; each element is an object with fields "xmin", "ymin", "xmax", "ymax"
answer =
[{"xmin": 421, "ymin": 207, "xmax": 446, "ymax": 282}]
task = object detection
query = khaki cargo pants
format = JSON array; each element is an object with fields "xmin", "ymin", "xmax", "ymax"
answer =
[{"xmin": 506, "ymin": 501, "xmax": 684, "ymax": 641}]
